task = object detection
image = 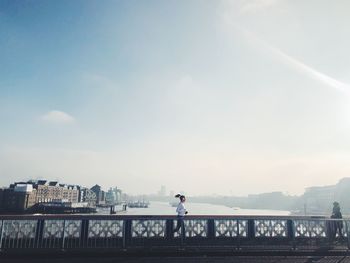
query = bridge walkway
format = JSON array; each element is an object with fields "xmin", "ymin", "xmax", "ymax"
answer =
[{"xmin": 2, "ymin": 255, "xmax": 350, "ymax": 263}]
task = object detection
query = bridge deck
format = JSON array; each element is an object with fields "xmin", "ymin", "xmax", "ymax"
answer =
[
  {"xmin": 2, "ymin": 255, "xmax": 350, "ymax": 263},
  {"xmin": 1, "ymin": 214, "xmax": 350, "ymax": 261}
]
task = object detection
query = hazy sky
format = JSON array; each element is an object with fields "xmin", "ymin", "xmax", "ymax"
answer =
[{"xmin": 1, "ymin": 0, "xmax": 350, "ymax": 196}]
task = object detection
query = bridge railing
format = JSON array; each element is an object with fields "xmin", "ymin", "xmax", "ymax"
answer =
[{"xmin": 0, "ymin": 215, "xmax": 348, "ymax": 251}]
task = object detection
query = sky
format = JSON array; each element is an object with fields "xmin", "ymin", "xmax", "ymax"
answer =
[{"xmin": 1, "ymin": 0, "xmax": 350, "ymax": 196}]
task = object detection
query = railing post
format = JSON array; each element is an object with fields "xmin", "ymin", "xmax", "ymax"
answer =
[
  {"xmin": 247, "ymin": 219, "xmax": 255, "ymax": 239},
  {"xmin": 326, "ymin": 219, "xmax": 334, "ymax": 247},
  {"xmin": 207, "ymin": 219, "xmax": 215, "ymax": 240},
  {"xmin": 287, "ymin": 219, "xmax": 296, "ymax": 250},
  {"xmin": 61, "ymin": 220, "xmax": 66, "ymax": 250},
  {"xmin": 80, "ymin": 219, "xmax": 89, "ymax": 248},
  {"xmin": 35, "ymin": 219, "xmax": 45, "ymax": 249},
  {"xmin": 237, "ymin": 219, "xmax": 241, "ymax": 250},
  {"xmin": 180, "ymin": 219, "xmax": 185, "ymax": 248},
  {"xmin": 123, "ymin": 219, "xmax": 132, "ymax": 249},
  {"xmin": 0, "ymin": 220, "xmax": 3, "ymax": 251},
  {"xmin": 166, "ymin": 219, "xmax": 173, "ymax": 239},
  {"xmin": 346, "ymin": 220, "xmax": 350, "ymax": 250}
]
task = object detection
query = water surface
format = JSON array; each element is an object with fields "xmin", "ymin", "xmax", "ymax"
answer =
[{"xmin": 100, "ymin": 201, "xmax": 290, "ymax": 216}]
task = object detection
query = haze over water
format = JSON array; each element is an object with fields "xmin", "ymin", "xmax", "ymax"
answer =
[{"xmin": 99, "ymin": 201, "xmax": 290, "ymax": 216}]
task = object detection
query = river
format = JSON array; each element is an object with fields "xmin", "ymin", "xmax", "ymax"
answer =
[{"xmin": 98, "ymin": 201, "xmax": 290, "ymax": 216}]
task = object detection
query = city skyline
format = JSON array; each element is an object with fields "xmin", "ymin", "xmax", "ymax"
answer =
[{"xmin": 1, "ymin": 0, "xmax": 350, "ymax": 196}]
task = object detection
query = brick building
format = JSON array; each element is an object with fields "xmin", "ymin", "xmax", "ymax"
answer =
[{"xmin": 0, "ymin": 184, "xmax": 37, "ymax": 212}]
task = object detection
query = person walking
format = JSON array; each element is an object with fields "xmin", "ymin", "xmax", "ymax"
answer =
[
  {"xmin": 330, "ymin": 201, "xmax": 344, "ymax": 240},
  {"xmin": 173, "ymin": 194, "xmax": 188, "ymax": 234}
]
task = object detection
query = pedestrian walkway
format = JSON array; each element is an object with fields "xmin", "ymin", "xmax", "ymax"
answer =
[{"xmin": 2, "ymin": 256, "xmax": 350, "ymax": 263}]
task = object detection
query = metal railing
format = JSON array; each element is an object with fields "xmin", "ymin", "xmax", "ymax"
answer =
[{"xmin": 0, "ymin": 215, "xmax": 348, "ymax": 251}]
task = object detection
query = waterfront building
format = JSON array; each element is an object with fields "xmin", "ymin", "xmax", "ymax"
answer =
[
  {"xmin": 35, "ymin": 180, "xmax": 60, "ymax": 203},
  {"xmin": 62, "ymin": 185, "xmax": 79, "ymax": 203},
  {"xmin": 0, "ymin": 188, "xmax": 3, "ymax": 210},
  {"xmin": 105, "ymin": 187, "xmax": 123, "ymax": 205},
  {"xmin": 24, "ymin": 180, "xmax": 79, "ymax": 203},
  {"xmin": 91, "ymin": 184, "xmax": 106, "ymax": 205},
  {"xmin": 303, "ymin": 185, "xmax": 335, "ymax": 214},
  {"xmin": 0, "ymin": 184, "xmax": 37, "ymax": 212},
  {"xmin": 113, "ymin": 187, "xmax": 122, "ymax": 203},
  {"xmin": 80, "ymin": 187, "xmax": 97, "ymax": 207},
  {"xmin": 105, "ymin": 188, "xmax": 116, "ymax": 205},
  {"xmin": 301, "ymin": 178, "xmax": 350, "ymax": 214},
  {"xmin": 0, "ymin": 180, "xmax": 91, "ymax": 213}
]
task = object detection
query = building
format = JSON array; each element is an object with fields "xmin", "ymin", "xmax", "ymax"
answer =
[
  {"xmin": 0, "ymin": 184, "xmax": 37, "ymax": 213},
  {"xmin": 105, "ymin": 187, "xmax": 123, "ymax": 205},
  {"xmin": 62, "ymin": 185, "xmax": 79, "ymax": 203},
  {"xmin": 301, "ymin": 178, "xmax": 350, "ymax": 214},
  {"xmin": 304, "ymin": 185, "xmax": 335, "ymax": 202},
  {"xmin": 0, "ymin": 188, "xmax": 4, "ymax": 211},
  {"xmin": 80, "ymin": 187, "xmax": 97, "ymax": 207},
  {"xmin": 303, "ymin": 185, "xmax": 336, "ymax": 214},
  {"xmin": 105, "ymin": 188, "xmax": 116, "ymax": 205},
  {"xmin": 0, "ymin": 180, "xmax": 125, "ymax": 213},
  {"xmin": 22, "ymin": 180, "xmax": 80, "ymax": 203},
  {"xmin": 91, "ymin": 184, "xmax": 106, "ymax": 205},
  {"xmin": 114, "ymin": 187, "xmax": 122, "ymax": 204},
  {"xmin": 35, "ymin": 181, "xmax": 62, "ymax": 202},
  {"xmin": 0, "ymin": 180, "xmax": 89, "ymax": 213}
]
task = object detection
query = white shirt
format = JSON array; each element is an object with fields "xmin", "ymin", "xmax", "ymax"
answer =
[{"xmin": 176, "ymin": 202, "xmax": 187, "ymax": 216}]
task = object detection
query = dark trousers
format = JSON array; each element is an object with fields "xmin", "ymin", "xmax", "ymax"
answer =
[
  {"xmin": 328, "ymin": 220, "xmax": 344, "ymax": 240},
  {"xmin": 332, "ymin": 221, "xmax": 344, "ymax": 239},
  {"xmin": 173, "ymin": 216, "xmax": 184, "ymax": 233}
]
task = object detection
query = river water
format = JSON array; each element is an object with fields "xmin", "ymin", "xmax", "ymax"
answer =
[{"xmin": 98, "ymin": 201, "xmax": 290, "ymax": 216}]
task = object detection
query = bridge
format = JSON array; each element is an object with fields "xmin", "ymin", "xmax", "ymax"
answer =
[{"xmin": 1, "ymin": 215, "xmax": 350, "ymax": 262}]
